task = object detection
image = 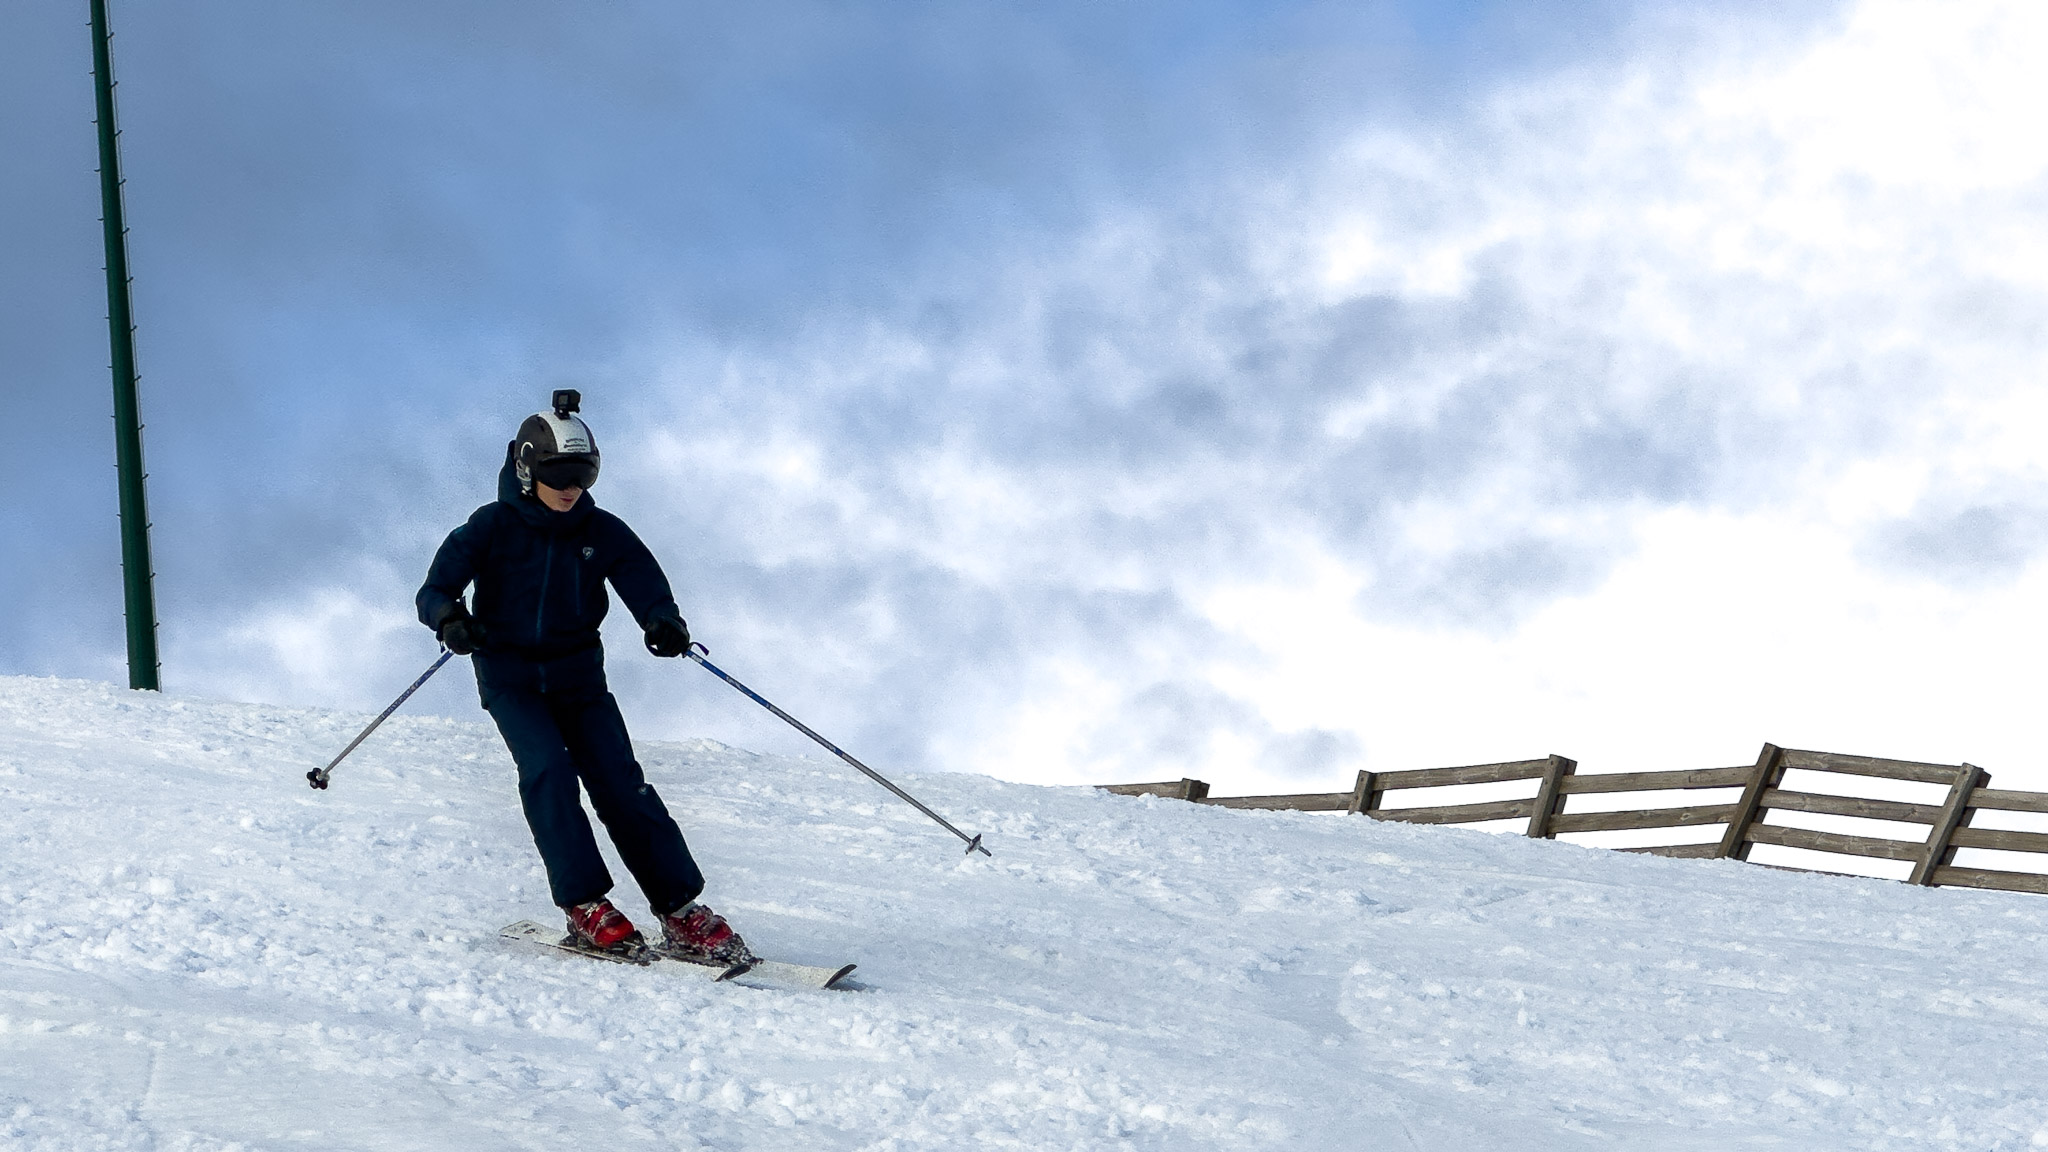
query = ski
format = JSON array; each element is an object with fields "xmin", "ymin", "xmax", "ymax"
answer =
[{"xmin": 497, "ymin": 920, "xmax": 859, "ymax": 990}]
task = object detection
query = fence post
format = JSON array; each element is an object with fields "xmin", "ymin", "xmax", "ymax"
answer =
[
  {"xmin": 1716, "ymin": 743, "xmax": 1784, "ymax": 860},
  {"xmin": 1912, "ymin": 763, "xmax": 1985, "ymax": 886},
  {"xmin": 1348, "ymin": 770, "xmax": 1377, "ymax": 816},
  {"xmin": 1526, "ymin": 754, "xmax": 1576, "ymax": 838},
  {"xmin": 1938, "ymin": 767, "xmax": 1989, "ymax": 883}
]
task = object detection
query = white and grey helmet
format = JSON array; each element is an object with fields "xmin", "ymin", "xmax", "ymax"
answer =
[{"xmin": 514, "ymin": 390, "xmax": 601, "ymax": 494}]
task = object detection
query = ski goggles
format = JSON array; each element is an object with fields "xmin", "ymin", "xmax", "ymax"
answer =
[{"xmin": 531, "ymin": 454, "xmax": 599, "ymax": 491}]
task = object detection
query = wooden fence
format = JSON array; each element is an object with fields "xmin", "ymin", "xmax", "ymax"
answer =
[{"xmin": 1100, "ymin": 743, "xmax": 2048, "ymax": 896}]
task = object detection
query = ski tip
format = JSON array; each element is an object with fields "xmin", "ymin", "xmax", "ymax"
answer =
[
  {"xmin": 824, "ymin": 963, "xmax": 858, "ymax": 989},
  {"xmin": 715, "ymin": 959, "xmax": 756, "ymax": 982}
]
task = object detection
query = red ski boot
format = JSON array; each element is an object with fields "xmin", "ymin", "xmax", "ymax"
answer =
[
  {"xmin": 565, "ymin": 899, "xmax": 642, "ymax": 953},
  {"xmin": 658, "ymin": 902, "xmax": 755, "ymax": 969}
]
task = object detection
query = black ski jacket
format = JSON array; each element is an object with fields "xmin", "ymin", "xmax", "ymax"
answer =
[{"xmin": 417, "ymin": 448, "xmax": 683, "ymax": 697}]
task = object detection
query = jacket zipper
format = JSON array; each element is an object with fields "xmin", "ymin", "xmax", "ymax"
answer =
[{"xmin": 535, "ymin": 538, "xmax": 554, "ymax": 646}]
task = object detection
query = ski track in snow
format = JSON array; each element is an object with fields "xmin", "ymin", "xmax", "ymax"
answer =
[{"xmin": 4, "ymin": 675, "xmax": 2048, "ymax": 1149}]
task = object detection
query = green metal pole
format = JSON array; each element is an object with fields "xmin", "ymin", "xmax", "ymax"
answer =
[{"xmin": 90, "ymin": 0, "xmax": 160, "ymax": 691}]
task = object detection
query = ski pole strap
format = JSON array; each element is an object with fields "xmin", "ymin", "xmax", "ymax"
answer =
[
  {"xmin": 307, "ymin": 648, "xmax": 456, "ymax": 790},
  {"xmin": 687, "ymin": 644, "xmax": 992, "ymax": 857}
]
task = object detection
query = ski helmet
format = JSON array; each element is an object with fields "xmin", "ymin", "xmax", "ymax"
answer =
[{"xmin": 514, "ymin": 389, "xmax": 601, "ymax": 494}]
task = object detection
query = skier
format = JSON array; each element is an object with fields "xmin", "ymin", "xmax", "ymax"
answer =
[{"xmin": 416, "ymin": 390, "xmax": 751, "ymax": 966}]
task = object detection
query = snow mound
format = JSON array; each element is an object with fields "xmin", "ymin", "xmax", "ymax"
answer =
[{"xmin": 4, "ymin": 674, "xmax": 2048, "ymax": 1150}]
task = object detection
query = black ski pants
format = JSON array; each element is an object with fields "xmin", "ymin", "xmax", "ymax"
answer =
[{"xmin": 484, "ymin": 679, "xmax": 704, "ymax": 914}]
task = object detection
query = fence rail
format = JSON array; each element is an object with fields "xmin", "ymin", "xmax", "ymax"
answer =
[{"xmin": 1099, "ymin": 743, "xmax": 2048, "ymax": 896}]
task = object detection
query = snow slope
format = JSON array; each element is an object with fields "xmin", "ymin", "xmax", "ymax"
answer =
[{"xmin": 6, "ymin": 674, "xmax": 2048, "ymax": 1150}]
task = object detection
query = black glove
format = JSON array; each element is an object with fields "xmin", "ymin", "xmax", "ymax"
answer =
[
  {"xmin": 437, "ymin": 605, "xmax": 485, "ymax": 656},
  {"xmin": 644, "ymin": 615, "xmax": 690, "ymax": 658}
]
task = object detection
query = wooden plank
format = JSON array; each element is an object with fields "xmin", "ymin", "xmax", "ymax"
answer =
[
  {"xmin": 1347, "ymin": 770, "xmax": 1375, "ymax": 816},
  {"xmin": 1097, "ymin": 779, "xmax": 1209, "ymax": 801},
  {"xmin": 1197, "ymin": 792, "xmax": 1353, "ymax": 812},
  {"xmin": 1549, "ymin": 804, "xmax": 1737, "ymax": 834},
  {"xmin": 1948, "ymin": 826, "xmax": 2048, "ymax": 855},
  {"xmin": 1911, "ymin": 764, "xmax": 1985, "ymax": 885},
  {"xmin": 1743, "ymin": 860, "xmax": 1865, "ymax": 879},
  {"xmin": 1778, "ymin": 748, "xmax": 1960, "ymax": 785},
  {"xmin": 1969, "ymin": 788, "xmax": 2048, "ymax": 814},
  {"xmin": 1758, "ymin": 789, "xmax": 1941, "ymax": 825},
  {"xmin": 1098, "ymin": 781, "xmax": 1179, "ymax": 798},
  {"xmin": 1371, "ymin": 798, "xmax": 1536, "ymax": 826},
  {"xmin": 1743, "ymin": 822, "xmax": 1924, "ymax": 862},
  {"xmin": 1556, "ymin": 766, "xmax": 1752, "ymax": 795},
  {"xmin": 1372, "ymin": 759, "xmax": 1552, "ymax": 791},
  {"xmin": 1929, "ymin": 866, "xmax": 2048, "ymax": 895},
  {"xmin": 1717, "ymin": 744, "xmax": 1784, "ymax": 860},
  {"xmin": 1618, "ymin": 842, "xmax": 1720, "ymax": 858},
  {"xmin": 1526, "ymin": 755, "xmax": 1575, "ymax": 838}
]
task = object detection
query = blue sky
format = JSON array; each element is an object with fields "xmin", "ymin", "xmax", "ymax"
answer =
[{"xmin": 11, "ymin": 0, "xmax": 2048, "ymax": 799}]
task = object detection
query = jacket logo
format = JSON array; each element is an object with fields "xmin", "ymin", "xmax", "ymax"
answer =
[{"xmin": 582, "ymin": 546, "xmax": 594, "ymax": 559}]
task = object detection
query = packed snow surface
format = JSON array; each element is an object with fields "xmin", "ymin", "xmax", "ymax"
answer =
[{"xmin": 6, "ymin": 675, "xmax": 2048, "ymax": 1150}]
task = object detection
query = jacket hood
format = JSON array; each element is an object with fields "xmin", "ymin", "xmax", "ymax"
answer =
[{"xmin": 497, "ymin": 444, "xmax": 596, "ymax": 531}]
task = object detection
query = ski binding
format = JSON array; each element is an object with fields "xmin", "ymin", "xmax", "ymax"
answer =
[{"xmin": 498, "ymin": 920, "xmax": 858, "ymax": 990}]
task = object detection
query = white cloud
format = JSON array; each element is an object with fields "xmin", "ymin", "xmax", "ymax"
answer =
[
  {"xmin": 102, "ymin": 0, "xmax": 2048, "ymax": 801},
  {"xmin": 1169, "ymin": 0, "xmax": 2048, "ymax": 791},
  {"xmin": 190, "ymin": 584, "xmax": 421, "ymax": 712},
  {"xmin": 631, "ymin": 0, "xmax": 2048, "ymax": 794}
]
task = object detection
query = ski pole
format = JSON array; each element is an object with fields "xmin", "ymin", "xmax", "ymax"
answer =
[
  {"xmin": 306, "ymin": 649, "xmax": 456, "ymax": 790},
  {"xmin": 687, "ymin": 643, "xmax": 992, "ymax": 857}
]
